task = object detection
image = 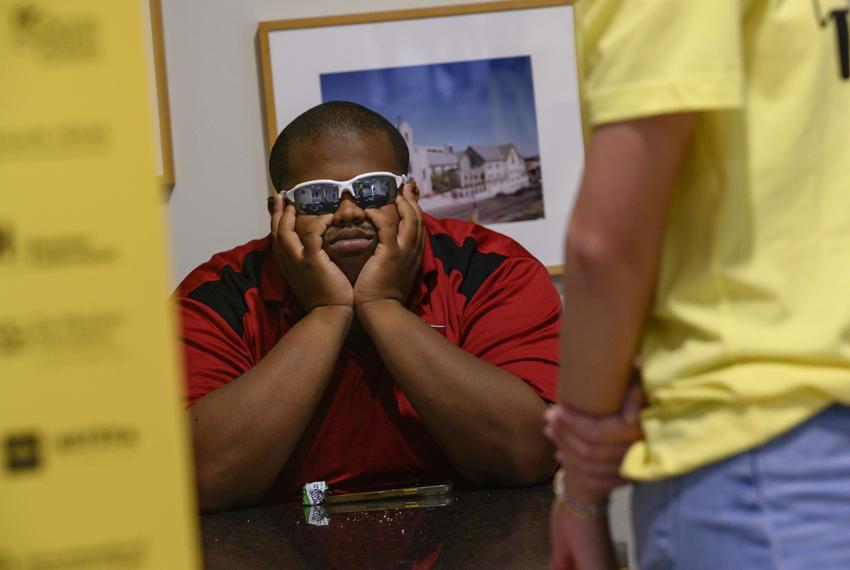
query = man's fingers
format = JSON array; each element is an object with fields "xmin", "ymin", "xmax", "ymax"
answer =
[
  {"xmin": 547, "ymin": 410, "xmax": 635, "ymax": 470},
  {"xmin": 395, "ymin": 185, "xmax": 421, "ymax": 250},
  {"xmin": 281, "ymin": 201, "xmax": 296, "ymax": 231},
  {"xmin": 270, "ymin": 194, "xmax": 284, "ymax": 235},
  {"xmin": 562, "ymin": 433, "xmax": 634, "ymax": 463},
  {"xmin": 272, "ymin": 202, "xmax": 307, "ymax": 265},
  {"xmin": 544, "ymin": 405, "xmax": 563, "ymax": 428},
  {"xmin": 301, "ymin": 214, "xmax": 333, "ymax": 256},
  {"xmin": 556, "ymin": 405, "xmax": 643, "ymax": 445},
  {"xmin": 365, "ymin": 207, "xmax": 399, "ymax": 248},
  {"xmin": 550, "ymin": 427, "xmax": 633, "ymax": 466},
  {"xmin": 402, "ymin": 180, "xmax": 423, "ymax": 215},
  {"xmin": 276, "ymin": 203, "xmax": 304, "ymax": 256},
  {"xmin": 404, "ymin": 181, "xmax": 425, "ymax": 253},
  {"xmin": 544, "ymin": 407, "xmax": 569, "ymax": 447}
]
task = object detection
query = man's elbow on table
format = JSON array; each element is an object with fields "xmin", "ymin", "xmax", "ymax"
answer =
[
  {"xmin": 507, "ymin": 445, "xmax": 558, "ymax": 487},
  {"xmin": 462, "ymin": 432, "xmax": 556, "ymax": 488},
  {"xmin": 193, "ymin": 445, "xmax": 267, "ymax": 513}
]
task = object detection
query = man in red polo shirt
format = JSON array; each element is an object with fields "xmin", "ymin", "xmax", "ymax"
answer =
[{"xmin": 178, "ymin": 102, "xmax": 640, "ymax": 511}]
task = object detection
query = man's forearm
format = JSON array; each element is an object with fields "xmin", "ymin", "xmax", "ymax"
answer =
[
  {"xmin": 356, "ymin": 300, "xmax": 555, "ymax": 486},
  {"xmin": 559, "ymin": 236, "xmax": 656, "ymax": 415},
  {"xmin": 559, "ymin": 114, "xmax": 697, "ymax": 415},
  {"xmin": 190, "ymin": 305, "xmax": 352, "ymax": 511}
]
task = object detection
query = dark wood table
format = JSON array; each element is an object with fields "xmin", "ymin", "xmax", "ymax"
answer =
[{"xmin": 201, "ymin": 486, "xmax": 563, "ymax": 569}]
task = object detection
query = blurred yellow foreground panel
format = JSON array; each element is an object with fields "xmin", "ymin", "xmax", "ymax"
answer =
[{"xmin": 0, "ymin": 1, "xmax": 199, "ymax": 568}]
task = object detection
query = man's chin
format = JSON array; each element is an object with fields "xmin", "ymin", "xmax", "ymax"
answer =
[{"xmin": 328, "ymin": 247, "xmax": 374, "ymax": 284}]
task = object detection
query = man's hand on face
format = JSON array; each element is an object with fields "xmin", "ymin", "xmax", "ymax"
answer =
[
  {"xmin": 353, "ymin": 181, "xmax": 424, "ymax": 308},
  {"xmin": 269, "ymin": 194, "xmax": 353, "ymax": 312}
]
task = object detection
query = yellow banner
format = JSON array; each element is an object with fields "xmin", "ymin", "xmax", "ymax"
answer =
[{"xmin": 0, "ymin": 1, "xmax": 199, "ymax": 568}]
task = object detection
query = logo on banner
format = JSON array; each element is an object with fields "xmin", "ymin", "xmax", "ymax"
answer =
[
  {"xmin": 0, "ymin": 225, "xmax": 118, "ymax": 269},
  {"xmin": 55, "ymin": 425, "xmax": 139, "ymax": 455},
  {"xmin": 7, "ymin": 2, "xmax": 101, "ymax": 62},
  {"xmin": 5, "ymin": 432, "xmax": 42, "ymax": 473}
]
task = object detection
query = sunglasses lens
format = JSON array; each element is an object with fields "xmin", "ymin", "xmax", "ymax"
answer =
[
  {"xmin": 293, "ymin": 184, "xmax": 340, "ymax": 214},
  {"xmin": 352, "ymin": 175, "xmax": 398, "ymax": 208}
]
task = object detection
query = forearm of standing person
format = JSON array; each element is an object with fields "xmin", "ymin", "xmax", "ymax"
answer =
[
  {"xmin": 559, "ymin": 113, "xmax": 696, "ymax": 417},
  {"xmin": 190, "ymin": 305, "xmax": 352, "ymax": 512},
  {"xmin": 357, "ymin": 299, "xmax": 555, "ymax": 486}
]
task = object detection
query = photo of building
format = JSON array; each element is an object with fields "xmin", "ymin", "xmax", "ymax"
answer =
[{"xmin": 321, "ymin": 56, "xmax": 545, "ymax": 224}]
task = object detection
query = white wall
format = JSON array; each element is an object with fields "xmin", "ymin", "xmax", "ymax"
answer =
[{"xmin": 161, "ymin": 0, "xmax": 477, "ymax": 286}]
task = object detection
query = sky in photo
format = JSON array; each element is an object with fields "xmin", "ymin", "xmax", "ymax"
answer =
[{"xmin": 320, "ymin": 56, "xmax": 541, "ymax": 157}]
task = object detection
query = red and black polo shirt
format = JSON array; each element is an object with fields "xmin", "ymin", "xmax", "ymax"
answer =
[{"xmin": 176, "ymin": 214, "xmax": 561, "ymax": 503}]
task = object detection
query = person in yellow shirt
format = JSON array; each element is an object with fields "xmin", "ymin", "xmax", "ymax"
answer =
[{"xmin": 546, "ymin": 1, "xmax": 850, "ymax": 568}]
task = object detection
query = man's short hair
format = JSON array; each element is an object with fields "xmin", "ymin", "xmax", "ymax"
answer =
[{"xmin": 268, "ymin": 101, "xmax": 410, "ymax": 191}]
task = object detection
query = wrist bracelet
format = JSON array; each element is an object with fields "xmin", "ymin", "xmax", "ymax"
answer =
[{"xmin": 552, "ymin": 468, "xmax": 608, "ymax": 520}]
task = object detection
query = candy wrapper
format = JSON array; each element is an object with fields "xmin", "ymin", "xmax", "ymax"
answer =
[{"xmin": 302, "ymin": 480, "xmax": 329, "ymax": 506}]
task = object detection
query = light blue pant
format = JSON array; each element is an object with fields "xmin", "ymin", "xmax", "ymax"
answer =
[{"xmin": 631, "ymin": 404, "xmax": 850, "ymax": 570}]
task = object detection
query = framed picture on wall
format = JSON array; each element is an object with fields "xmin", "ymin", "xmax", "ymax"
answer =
[
  {"xmin": 142, "ymin": 0, "xmax": 175, "ymax": 196},
  {"xmin": 257, "ymin": 0, "xmax": 583, "ymax": 273}
]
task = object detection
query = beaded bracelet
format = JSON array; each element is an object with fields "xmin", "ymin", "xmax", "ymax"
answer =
[{"xmin": 552, "ymin": 468, "xmax": 609, "ymax": 520}]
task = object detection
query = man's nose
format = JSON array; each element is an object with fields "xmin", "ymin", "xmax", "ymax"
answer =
[{"xmin": 333, "ymin": 194, "xmax": 365, "ymax": 225}]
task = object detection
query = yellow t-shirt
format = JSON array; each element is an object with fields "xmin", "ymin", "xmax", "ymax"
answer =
[{"xmin": 574, "ymin": 0, "xmax": 850, "ymax": 480}]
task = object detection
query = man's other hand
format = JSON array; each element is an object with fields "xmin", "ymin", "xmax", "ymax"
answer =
[
  {"xmin": 269, "ymin": 195, "xmax": 353, "ymax": 312},
  {"xmin": 544, "ymin": 381, "xmax": 644, "ymax": 503},
  {"xmin": 354, "ymin": 181, "xmax": 424, "ymax": 308}
]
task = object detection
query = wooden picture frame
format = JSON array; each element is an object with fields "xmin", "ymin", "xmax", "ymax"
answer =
[
  {"xmin": 257, "ymin": 0, "xmax": 582, "ymax": 274},
  {"xmin": 143, "ymin": 0, "xmax": 175, "ymax": 197}
]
